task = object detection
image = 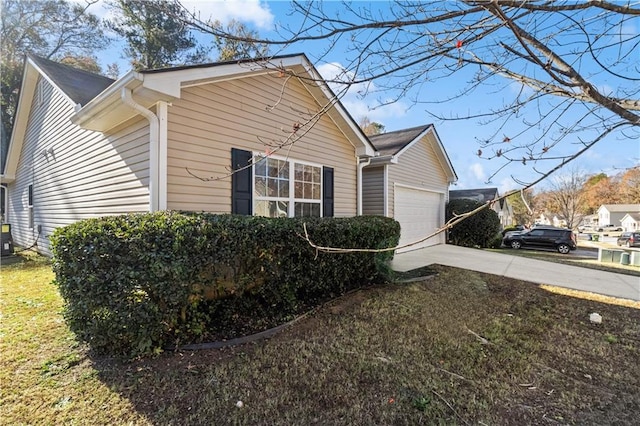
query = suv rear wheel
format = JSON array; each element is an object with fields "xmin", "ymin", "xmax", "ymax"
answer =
[
  {"xmin": 557, "ymin": 243, "xmax": 571, "ymax": 254},
  {"xmin": 510, "ymin": 240, "xmax": 522, "ymax": 249}
]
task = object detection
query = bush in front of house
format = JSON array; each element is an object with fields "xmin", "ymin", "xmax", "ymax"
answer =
[
  {"xmin": 446, "ymin": 199, "xmax": 501, "ymax": 248},
  {"xmin": 50, "ymin": 212, "xmax": 400, "ymax": 357}
]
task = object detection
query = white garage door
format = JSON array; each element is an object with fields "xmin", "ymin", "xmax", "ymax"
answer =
[{"xmin": 394, "ymin": 186, "xmax": 443, "ymax": 253}]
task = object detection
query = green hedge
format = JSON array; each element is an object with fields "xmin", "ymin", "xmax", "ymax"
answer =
[
  {"xmin": 445, "ymin": 199, "xmax": 501, "ymax": 248},
  {"xmin": 50, "ymin": 212, "xmax": 399, "ymax": 357}
]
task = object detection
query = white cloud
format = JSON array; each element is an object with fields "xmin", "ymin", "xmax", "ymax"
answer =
[
  {"xmin": 470, "ymin": 163, "xmax": 486, "ymax": 181},
  {"xmin": 497, "ymin": 177, "xmax": 515, "ymax": 195},
  {"xmin": 182, "ymin": 0, "xmax": 274, "ymax": 29},
  {"xmin": 81, "ymin": 0, "xmax": 274, "ymax": 29},
  {"xmin": 316, "ymin": 62, "xmax": 408, "ymax": 123},
  {"xmin": 451, "ymin": 162, "xmax": 489, "ymax": 189}
]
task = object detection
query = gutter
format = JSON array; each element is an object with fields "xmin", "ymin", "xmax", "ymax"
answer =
[
  {"xmin": 367, "ymin": 154, "xmax": 398, "ymax": 165},
  {"xmin": 357, "ymin": 157, "xmax": 371, "ymax": 215},
  {"xmin": 121, "ymin": 88, "xmax": 160, "ymax": 212}
]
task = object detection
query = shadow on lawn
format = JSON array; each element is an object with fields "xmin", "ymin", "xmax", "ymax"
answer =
[{"xmin": 88, "ymin": 265, "xmax": 640, "ymax": 425}]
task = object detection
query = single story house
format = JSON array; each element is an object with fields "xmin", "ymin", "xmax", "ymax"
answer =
[
  {"xmin": 579, "ymin": 214, "xmax": 598, "ymax": 228},
  {"xmin": 1, "ymin": 54, "xmax": 457, "ymax": 256},
  {"xmin": 2, "ymin": 54, "xmax": 378, "ymax": 255},
  {"xmin": 620, "ymin": 213, "xmax": 640, "ymax": 231},
  {"xmin": 362, "ymin": 125, "xmax": 457, "ymax": 252},
  {"xmin": 449, "ymin": 187, "xmax": 513, "ymax": 229},
  {"xmin": 597, "ymin": 204, "xmax": 640, "ymax": 230},
  {"xmin": 533, "ymin": 213, "xmax": 552, "ymax": 226},
  {"xmin": 533, "ymin": 213, "xmax": 568, "ymax": 228}
]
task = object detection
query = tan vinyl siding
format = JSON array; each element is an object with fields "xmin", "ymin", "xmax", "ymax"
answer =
[
  {"xmin": 387, "ymin": 133, "xmax": 449, "ymax": 218},
  {"xmin": 166, "ymin": 74, "xmax": 357, "ymax": 216},
  {"xmin": 7, "ymin": 77, "xmax": 150, "ymax": 256},
  {"xmin": 362, "ymin": 166, "xmax": 385, "ymax": 215}
]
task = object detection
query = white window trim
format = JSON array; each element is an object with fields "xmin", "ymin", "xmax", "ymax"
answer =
[{"xmin": 252, "ymin": 153, "xmax": 323, "ymax": 218}]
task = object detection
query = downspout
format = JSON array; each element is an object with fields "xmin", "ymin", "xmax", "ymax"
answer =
[
  {"xmin": 357, "ymin": 157, "xmax": 371, "ymax": 215},
  {"xmin": 121, "ymin": 88, "xmax": 160, "ymax": 212},
  {"xmin": 0, "ymin": 184, "xmax": 7, "ymax": 223},
  {"xmin": 383, "ymin": 164, "xmax": 389, "ymax": 217}
]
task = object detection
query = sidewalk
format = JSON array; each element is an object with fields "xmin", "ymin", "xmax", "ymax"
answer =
[{"xmin": 392, "ymin": 244, "xmax": 640, "ymax": 302}]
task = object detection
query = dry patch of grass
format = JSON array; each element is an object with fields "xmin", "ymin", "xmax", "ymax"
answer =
[
  {"xmin": 2, "ymin": 256, "xmax": 639, "ymax": 424},
  {"xmin": 540, "ymin": 284, "xmax": 640, "ymax": 309}
]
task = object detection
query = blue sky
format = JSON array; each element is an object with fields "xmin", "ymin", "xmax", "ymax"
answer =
[{"xmin": 87, "ymin": 0, "xmax": 639, "ymax": 194}]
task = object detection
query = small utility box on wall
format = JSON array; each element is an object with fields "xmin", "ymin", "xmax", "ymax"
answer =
[{"xmin": 1, "ymin": 224, "xmax": 14, "ymax": 257}]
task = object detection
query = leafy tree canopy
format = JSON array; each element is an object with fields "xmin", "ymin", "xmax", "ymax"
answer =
[
  {"xmin": 211, "ymin": 19, "xmax": 270, "ymax": 61},
  {"xmin": 359, "ymin": 117, "xmax": 386, "ymax": 136},
  {"xmin": 108, "ymin": 0, "xmax": 210, "ymax": 70}
]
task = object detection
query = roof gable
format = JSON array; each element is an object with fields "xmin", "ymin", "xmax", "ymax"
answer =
[
  {"xmin": 369, "ymin": 125, "xmax": 431, "ymax": 156},
  {"xmin": 30, "ymin": 55, "xmax": 114, "ymax": 106},
  {"xmin": 621, "ymin": 213, "xmax": 640, "ymax": 222},
  {"xmin": 3, "ymin": 55, "xmax": 115, "ymax": 181},
  {"xmin": 368, "ymin": 124, "xmax": 457, "ymax": 183},
  {"xmin": 2, "ymin": 54, "xmax": 376, "ymax": 183},
  {"xmin": 69, "ymin": 53, "xmax": 375, "ymax": 156}
]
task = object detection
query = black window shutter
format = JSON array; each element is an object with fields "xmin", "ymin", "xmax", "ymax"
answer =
[
  {"xmin": 231, "ymin": 148, "xmax": 253, "ymax": 215},
  {"xmin": 322, "ymin": 166, "xmax": 334, "ymax": 217}
]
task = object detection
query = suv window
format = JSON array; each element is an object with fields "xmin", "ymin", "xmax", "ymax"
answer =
[{"xmin": 543, "ymin": 230, "xmax": 563, "ymax": 238}]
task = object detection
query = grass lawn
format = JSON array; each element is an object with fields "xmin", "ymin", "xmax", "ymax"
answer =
[
  {"xmin": 2, "ymin": 253, "xmax": 639, "ymax": 424},
  {"xmin": 488, "ymin": 246, "xmax": 640, "ymax": 277}
]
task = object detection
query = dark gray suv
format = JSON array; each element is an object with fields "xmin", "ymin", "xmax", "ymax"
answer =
[{"xmin": 502, "ymin": 226, "xmax": 577, "ymax": 254}]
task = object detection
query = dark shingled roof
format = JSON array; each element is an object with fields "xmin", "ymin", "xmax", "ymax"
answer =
[
  {"xmin": 29, "ymin": 55, "xmax": 115, "ymax": 106},
  {"xmin": 449, "ymin": 188, "xmax": 500, "ymax": 203},
  {"xmin": 368, "ymin": 124, "xmax": 433, "ymax": 156}
]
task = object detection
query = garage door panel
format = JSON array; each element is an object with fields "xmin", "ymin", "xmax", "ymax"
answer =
[{"xmin": 395, "ymin": 187, "xmax": 443, "ymax": 252}]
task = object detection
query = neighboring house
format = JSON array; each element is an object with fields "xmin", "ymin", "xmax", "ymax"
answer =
[
  {"xmin": 620, "ymin": 213, "xmax": 640, "ymax": 231},
  {"xmin": 533, "ymin": 213, "xmax": 568, "ymax": 228},
  {"xmin": 362, "ymin": 125, "xmax": 457, "ymax": 252},
  {"xmin": 597, "ymin": 204, "xmax": 640, "ymax": 230},
  {"xmin": 534, "ymin": 213, "xmax": 553, "ymax": 226},
  {"xmin": 580, "ymin": 214, "xmax": 598, "ymax": 228},
  {"xmin": 551, "ymin": 215, "xmax": 567, "ymax": 228},
  {"xmin": 449, "ymin": 187, "xmax": 513, "ymax": 229},
  {"xmin": 1, "ymin": 54, "xmax": 378, "ymax": 256}
]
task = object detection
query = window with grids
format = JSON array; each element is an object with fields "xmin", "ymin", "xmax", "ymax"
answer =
[{"xmin": 254, "ymin": 156, "xmax": 322, "ymax": 218}]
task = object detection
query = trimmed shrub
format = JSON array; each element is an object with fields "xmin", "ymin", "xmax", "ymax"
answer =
[
  {"xmin": 51, "ymin": 212, "xmax": 399, "ymax": 357},
  {"xmin": 488, "ymin": 232, "xmax": 505, "ymax": 249},
  {"xmin": 446, "ymin": 199, "xmax": 501, "ymax": 248}
]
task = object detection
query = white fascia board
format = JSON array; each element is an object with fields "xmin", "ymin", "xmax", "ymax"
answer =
[
  {"xmin": 428, "ymin": 126, "xmax": 458, "ymax": 183},
  {"xmin": 0, "ymin": 174, "xmax": 15, "ymax": 184},
  {"xmin": 144, "ymin": 55, "xmax": 308, "ymax": 95},
  {"xmin": 366, "ymin": 155, "xmax": 398, "ymax": 165},
  {"xmin": 4, "ymin": 60, "xmax": 40, "ymax": 178},
  {"xmin": 70, "ymin": 71, "xmax": 140, "ymax": 127}
]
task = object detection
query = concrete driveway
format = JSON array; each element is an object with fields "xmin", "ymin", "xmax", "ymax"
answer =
[{"xmin": 392, "ymin": 244, "xmax": 640, "ymax": 302}]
